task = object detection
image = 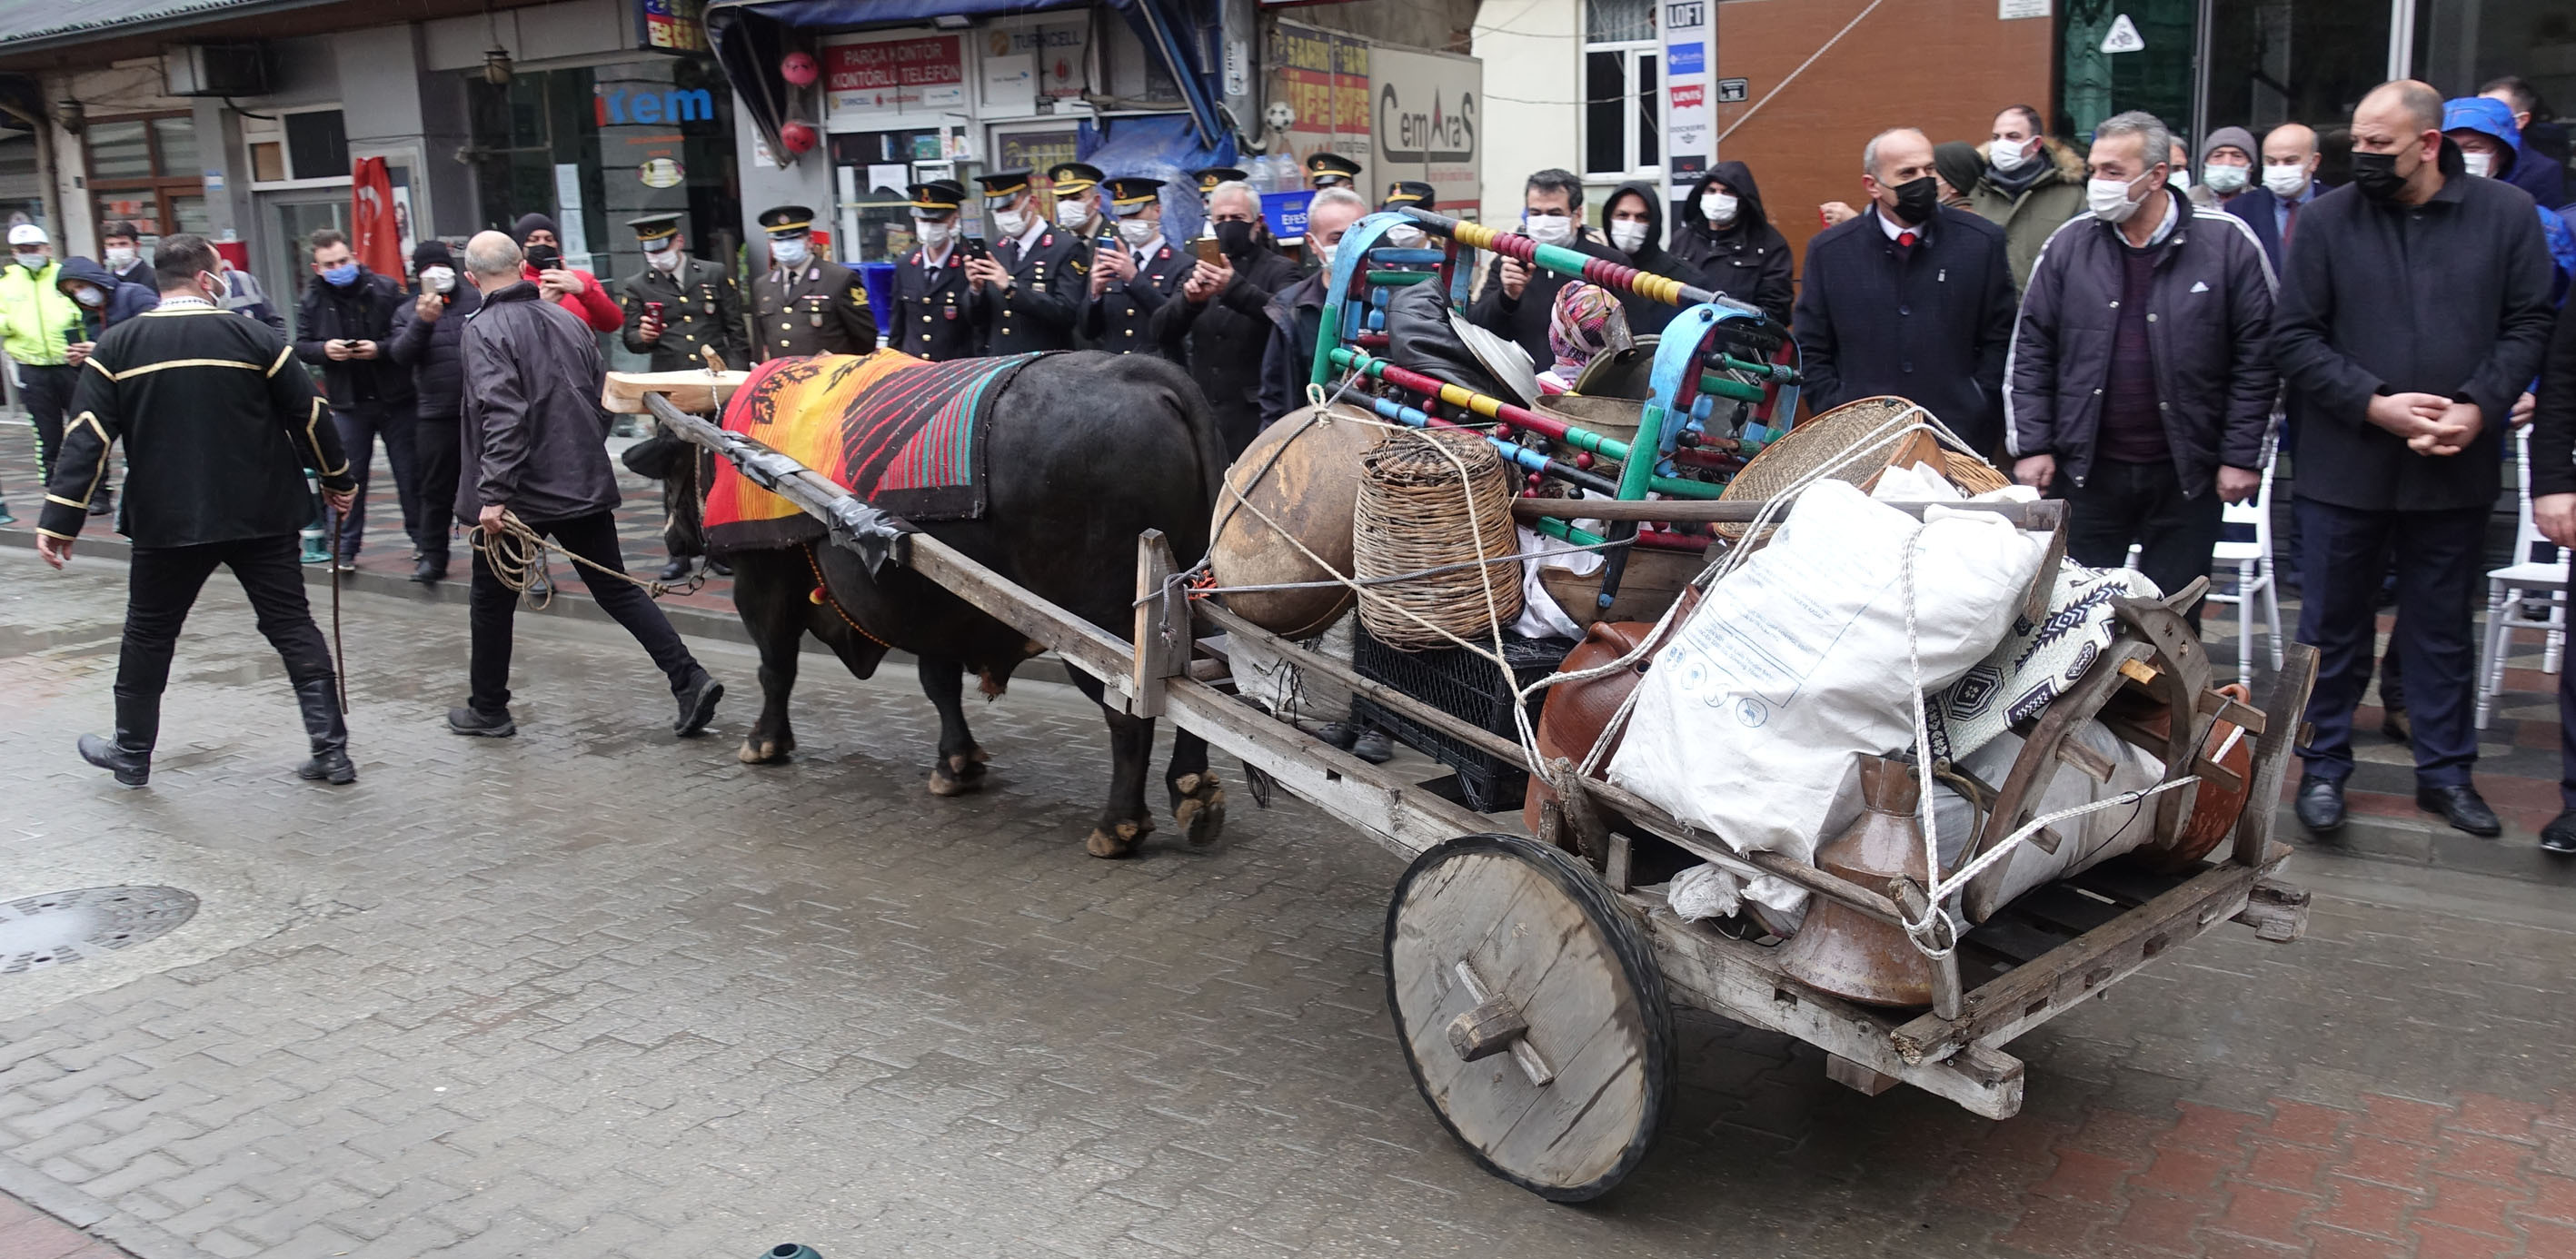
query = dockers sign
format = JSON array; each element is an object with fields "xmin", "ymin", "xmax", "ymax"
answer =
[{"xmin": 1368, "ymin": 45, "xmax": 1481, "ymax": 216}]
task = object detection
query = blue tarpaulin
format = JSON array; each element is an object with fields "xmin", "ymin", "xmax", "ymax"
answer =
[{"xmin": 1078, "ymin": 114, "xmax": 1236, "ymax": 244}]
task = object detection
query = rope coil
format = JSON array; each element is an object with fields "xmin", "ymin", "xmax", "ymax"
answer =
[{"xmin": 467, "ymin": 510, "xmax": 704, "ymax": 609}]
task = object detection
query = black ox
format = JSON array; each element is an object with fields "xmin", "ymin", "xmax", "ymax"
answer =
[{"xmin": 719, "ymin": 351, "xmax": 1230, "ymax": 858}]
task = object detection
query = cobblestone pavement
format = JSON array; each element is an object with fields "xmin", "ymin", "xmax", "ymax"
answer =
[{"xmin": 5, "ymin": 514, "xmax": 2576, "ymax": 1259}]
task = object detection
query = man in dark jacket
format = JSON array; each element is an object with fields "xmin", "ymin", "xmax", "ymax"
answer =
[
  {"xmin": 1794, "ymin": 127, "xmax": 2020, "ymax": 453},
  {"xmin": 1596, "ymin": 181, "xmax": 1688, "ymax": 336},
  {"xmin": 1258, "ymin": 187, "xmax": 1371, "ymax": 426},
  {"xmin": 99, "ymin": 221, "xmax": 150, "ymax": 290},
  {"xmin": 57, "ymin": 256, "xmax": 158, "ymax": 329},
  {"xmin": 35, "ymin": 233, "xmax": 359, "ymax": 788},
  {"xmin": 1467, "ymin": 169, "xmax": 1621, "ymax": 367},
  {"xmin": 293, "ymin": 227, "xmax": 419, "ymax": 570},
  {"xmin": 1669, "ymin": 162, "xmax": 1794, "ymax": 323},
  {"xmin": 1155, "ymin": 177, "xmax": 1305, "ymax": 455},
  {"xmin": 448, "ymin": 231, "xmax": 722, "ymax": 740},
  {"xmin": 2273, "ymin": 81, "xmax": 2557, "ymax": 839},
  {"xmin": 963, "ymin": 173, "xmax": 1086, "ymax": 352},
  {"xmin": 889, "ymin": 180, "xmax": 986, "ymax": 361},
  {"xmin": 388, "ymin": 239, "xmax": 480, "ymax": 583},
  {"xmin": 2522, "ymin": 307, "xmax": 2576, "ymax": 853},
  {"xmin": 2006, "ymin": 112, "xmax": 2278, "ymax": 620},
  {"xmin": 2224, "ymin": 124, "xmax": 2322, "ymax": 292},
  {"xmin": 2482, "ymin": 76, "xmax": 2566, "ymax": 212}
]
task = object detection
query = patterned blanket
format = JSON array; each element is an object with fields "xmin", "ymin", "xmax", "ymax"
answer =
[{"xmin": 703, "ymin": 350, "xmax": 1045, "ymax": 551}]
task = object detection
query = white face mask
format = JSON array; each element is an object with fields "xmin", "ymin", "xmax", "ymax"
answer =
[
  {"xmin": 1700, "ymin": 191, "xmax": 1739, "ymax": 225},
  {"xmin": 1116, "ymin": 217, "xmax": 1157, "ymax": 246},
  {"xmin": 1608, "ymin": 220, "xmax": 1649, "ymax": 253},
  {"xmin": 2262, "ymin": 163, "xmax": 2310, "ymax": 198},
  {"xmin": 14, "ymin": 251, "xmax": 45, "ymax": 269},
  {"xmin": 1054, "ymin": 198, "xmax": 1091, "ymax": 229},
  {"xmin": 2202, "ymin": 163, "xmax": 2249, "ymax": 193},
  {"xmin": 69, "ymin": 284, "xmax": 104, "ymax": 308},
  {"xmin": 769, "ymin": 237, "xmax": 810, "ymax": 267},
  {"xmin": 645, "ymin": 247, "xmax": 681, "ymax": 273},
  {"xmin": 992, "ymin": 208, "xmax": 1029, "ymax": 237},
  {"xmin": 419, "ymin": 266, "xmax": 455, "ymax": 293},
  {"xmin": 1385, "ymin": 223, "xmax": 1427, "ymax": 249},
  {"xmin": 104, "ymin": 246, "xmax": 136, "ymax": 267},
  {"xmin": 916, "ymin": 219, "xmax": 955, "ymax": 250},
  {"xmin": 2462, "ymin": 152, "xmax": 2495, "ymax": 179},
  {"xmin": 1523, "ymin": 212, "xmax": 1573, "ymax": 245},
  {"xmin": 1314, "ymin": 238, "xmax": 1338, "ymax": 270},
  {"xmin": 1990, "ymin": 136, "xmax": 2033, "ymax": 172},
  {"xmin": 2087, "ymin": 173, "xmax": 2152, "ymax": 223}
]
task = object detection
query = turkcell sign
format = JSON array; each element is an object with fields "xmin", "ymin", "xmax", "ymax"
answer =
[{"xmin": 1659, "ymin": 0, "xmax": 1713, "ymax": 202}]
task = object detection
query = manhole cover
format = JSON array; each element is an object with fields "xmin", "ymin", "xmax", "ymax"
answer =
[{"xmin": 0, "ymin": 887, "xmax": 199, "ymax": 975}]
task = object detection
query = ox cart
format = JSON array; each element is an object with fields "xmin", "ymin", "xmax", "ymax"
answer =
[{"xmin": 640, "ymin": 387, "xmax": 2317, "ymax": 1204}]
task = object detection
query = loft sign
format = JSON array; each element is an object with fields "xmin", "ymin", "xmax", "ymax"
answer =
[{"xmin": 597, "ymin": 85, "xmax": 717, "ymax": 126}]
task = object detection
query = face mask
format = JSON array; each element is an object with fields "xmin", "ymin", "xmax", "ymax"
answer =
[
  {"xmin": 1313, "ymin": 239, "xmax": 1338, "ymax": 270},
  {"xmin": 1888, "ymin": 175, "xmax": 1940, "ymax": 225},
  {"xmin": 1385, "ymin": 223, "xmax": 1427, "ymax": 249},
  {"xmin": 321, "ymin": 262, "xmax": 360, "ymax": 287},
  {"xmin": 768, "ymin": 237, "xmax": 810, "ymax": 267},
  {"xmin": 1608, "ymin": 221, "xmax": 1649, "ymax": 253},
  {"xmin": 2350, "ymin": 151, "xmax": 2409, "ymax": 203},
  {"xmin": 2262, "ymin": 164, "xmax": 2310, "ymax": 199},
  {"xmin": 2462, "ymin": 152, "xmax": 2494, "ymax": 179},
  {"xmin": 1990, "ymin": 137, "xmax": 2032, "ymax": 172},
  {"xmin": 198, "ymin": 273, "xmax": 227, "ymax": 303},
  {"xmin": 14, "ymin": 251, "xmax": 44, "ymax": 270},
  {"xmin": 916, "ymin": 220, "xmax": 955, "ymax": 250},
  {"xmin": 104, "ymin": 246, "xmax": 136, "ymax": 267},
  {"xmin": 992, "ymin": 208, "xmax": 1029, "ymax": 237},
  {"xmin": 1523, "ymin": 212, "xmax": 1573, "ymax": 244},
  {"xmin": 1117, "ymin": 217, "xmax": 1157, "ymax": 246},
  {"xmin": 523, "ymin": 243, "xmax": 562, "ymax": 271},
  {"xmin": 1213, "ymin": 219, "xmax": 1256, "ymax": 261},
  {"xmin": 645, "ymin": 246, "xmax": 682, "ymax": 273},
  {"xmin": 1701, "ymin": 191, "xmax": 1739, "ymax": 226},
  {"xmin": 419, "ymin": 266, "xmax": 455, "ymax": 292},
  {"xmin": 2087, "ymin": 173, "xmax": 2153, "ymax": 223},
  {"xmin": 69, "ymin": 284, "xmax": 103, "ymax": 308},
  {"xmin": 2202, "ymin": 163, "xmax": 2249, "ymax": 193},
  {"xmin": 1054, "ymin": 199, "xmax": 1091, "ymax": 230}
]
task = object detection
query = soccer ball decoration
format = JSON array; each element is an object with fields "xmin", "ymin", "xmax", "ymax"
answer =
[{"xmin": 779, "ymin": 52, "xmax": 819, "ymax": 86}]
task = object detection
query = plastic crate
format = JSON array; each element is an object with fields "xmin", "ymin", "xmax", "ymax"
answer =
[{"xmin": 1352, "ymin": 629, "xmax": 1576, "ymax": 813}]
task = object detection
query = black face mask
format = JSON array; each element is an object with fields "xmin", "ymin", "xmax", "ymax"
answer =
[
  {"xmin": 524, "ymin": 243, "xmax": 562, "ymax": 271},
  {"xmin": 2349, "ymin": 151, "xmax": 2409, "ymax": 203},
  {"xmin": 1213, "ymin": 219, "xmax": 1256, "ymax": 261},
  {"xmin": 1888, "ymin": 175, "xmax": 1940, "ymax": 225}
]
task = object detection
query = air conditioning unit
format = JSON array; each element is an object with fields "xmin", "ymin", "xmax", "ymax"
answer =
[{"xmin": 163, "ymin": 45, "xmax": 272, "ymax": 97}]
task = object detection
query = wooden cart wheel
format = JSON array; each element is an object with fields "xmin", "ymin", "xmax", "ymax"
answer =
[{"xmin": 1383, "ymin": 832, "xmax": 1675, "ymax": 1202}]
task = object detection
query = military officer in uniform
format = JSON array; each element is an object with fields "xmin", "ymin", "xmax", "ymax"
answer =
[
  {"xmin": 1193, "ymin": 166, "xmax": 1248, "ymax": 208},
  {"xmin": 1306, "ymin": 152, "xmax": 1363, "ymax": 191},
  {"xmin": 619, "ymin": 212, "xmax": 748, "ymax": 581},
  {"xmin": 890, "ymin": 180, "xmax": 984, "ymax": 361},
  {"xmin": 1378, "ymin": 180, "xmax": 1441, "ymax": 253},
  {"xmin": 750, "ymin": 204, "xmax": 879, "ymax": 361},
  {"xmin": 1083, "ymin": 176, "xmax": 1192, "ymax": 355},
  {"xmin": 964, "ymin": 172, "xmax": 1085, "ymax": 352}
]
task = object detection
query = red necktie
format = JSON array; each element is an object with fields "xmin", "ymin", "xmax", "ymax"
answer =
[{"xmin": 2283, "ymin": 203, "xmax": 2298, "ymax": 248}]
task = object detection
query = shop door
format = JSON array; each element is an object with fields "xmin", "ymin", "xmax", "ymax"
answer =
[
  {"xmin": 266, "ymin": 196, "xmax": 351, "ymax": 330},
  {"xmin": 2201, "ymin": 0, "xmax": 2393, "ymax": 137}
]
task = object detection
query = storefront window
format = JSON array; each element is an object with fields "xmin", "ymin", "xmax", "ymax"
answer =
[
  {"xmin": 830, "ymin": 129, "xmax": 948, "ymax": 264},
  {"xmin": 84, "ymin": 111, "xmax": 204, "ymax": 251},
  {"xmin": 2201, "ymin": 0, "xmax": 2392, "ymax": 135},
  {"xmin": 2061, "ymin": 0, "xmax": 2195, "ymax": 140}
]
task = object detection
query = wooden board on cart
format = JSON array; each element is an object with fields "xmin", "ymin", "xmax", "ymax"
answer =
[{"xmin": 602, "ymin": 369, "xmax": 751, "ymax": 415}]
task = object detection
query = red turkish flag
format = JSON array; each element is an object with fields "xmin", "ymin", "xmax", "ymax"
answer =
[{"xmin": 351, "ymin": 157, "xmax": 403, "ymax": 280}]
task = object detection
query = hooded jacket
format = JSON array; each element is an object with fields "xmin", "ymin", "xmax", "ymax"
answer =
[
  {"xmin": 1970, "ymin": 136, "xmax": 2089, "ymax": 290},
  {"xmin": 1668, "ymin": 163, "xmax": 1794, "ymax": 323},
  {"xmin": 55, "ymin": 257, "xmax": 159, "ymax": 332},
  {"xmin": 2445, "ymin": 95, "xmax": 2576, "ymax": 301},
  {"xmin": 1595, "ymin": 182, "xmax": 1688, "ymax": 335}
]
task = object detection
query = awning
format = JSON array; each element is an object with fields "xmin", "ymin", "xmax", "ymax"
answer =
[
  {"xmin": 707, "ymin": 0, "xmax": 1232, "ymax": 168},
  {"xmin": 0, "ymin": 0, "xmax": 286, "ymax": 50}
]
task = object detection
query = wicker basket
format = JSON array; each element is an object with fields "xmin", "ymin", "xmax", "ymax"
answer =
[
  {"xmin": 1716, "ymin": 395, "xmax": 2011, "ymax": 539},
  {"xmin": 1354, "ymin": 428, "xmax": 1524, "ymax": 649}
]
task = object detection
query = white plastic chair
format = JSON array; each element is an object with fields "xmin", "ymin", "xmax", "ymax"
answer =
[
  {"xmin": 2117, "ymin": 442, "xmax": 2283, "ymax": 683},
  {"xmin": 2474, "ymin": 427, "xmax": 2571, "ymax": 729}
]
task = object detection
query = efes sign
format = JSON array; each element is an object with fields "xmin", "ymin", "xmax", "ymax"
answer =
[{"xmin": 1368, "ymin": 45, "xmax": 1481, "ymax": 212}]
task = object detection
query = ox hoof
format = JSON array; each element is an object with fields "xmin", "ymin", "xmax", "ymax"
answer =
[
  {"xmin": 1172, "ymin": 775, "xmax": 1228, "ymax": 848},
  {"xmin": 928, "ymin": 761, "xmax": 984, "ymax": 797},
  {"xmin": 1087, "ymin": 820, "xmax": 1145, "ymax": 859},
  {"xmin": 739, "ymin": 733, "xmax": 795, "ymax": 765}
]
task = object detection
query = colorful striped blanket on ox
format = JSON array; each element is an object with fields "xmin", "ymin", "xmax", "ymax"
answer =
[{"xmin": 702, "ymin": 350, "xmax": 1048, "ymax": 551}]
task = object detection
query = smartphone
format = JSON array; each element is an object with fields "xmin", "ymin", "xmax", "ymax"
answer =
[
  {"xmin": 963, "ymin": 236, "xmax": 990, "ymax": 262},
  {"xmin": 644, "ymin": 300, "xmax": 665, "ymax": 324},
  {"xmin": 1192, "ymin": 237, "xmax": 1222, "ymax": 264}
]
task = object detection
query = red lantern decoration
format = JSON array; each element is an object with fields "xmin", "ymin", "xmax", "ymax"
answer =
[
  {"xmin": 779, "ymin": 121, "xmax": 820, "ymax": 154},
  {"xmin": 780, "ymin": 52, "xmax": 820, "ymax": 86}
]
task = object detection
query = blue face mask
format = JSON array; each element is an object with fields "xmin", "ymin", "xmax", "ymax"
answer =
[{"xmin": 321, "ymin": 262, "xmax": 360, "ymax": 287}]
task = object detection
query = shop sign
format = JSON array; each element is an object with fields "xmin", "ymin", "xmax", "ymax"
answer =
[
  {"xmin": 1660, "ymin": 0, "xmax": 1713, "ymax": 202},
  {"xmin": 825, "ymin": 33, "xmax": 968, "ymax": 123},
  {"xmin": 990, "ymin": 21, "xmax": 1086, "ymax": 101},
  {"xmin": 1270, "ymin": 23, "xmax": 1369, "ymax": 188},
  {"xmin": 639, "ymin": 0, "xmax": 707, "ymax": 53},
  {"xmin": 1368, "ymin": 45, "xmax": 1478, "ymax": 212},
  {"xmin": 994, "ymin": 128, "xmax": 1079, "ymax": 183},
  {"xmin": 597, "ymin": 85, "xmax": 718, "ymax": 127}
]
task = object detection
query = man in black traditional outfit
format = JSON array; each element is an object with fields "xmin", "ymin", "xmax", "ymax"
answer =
[{"xmin": 35, "ymin": 233, "xmax": 360, "ymax": 788}]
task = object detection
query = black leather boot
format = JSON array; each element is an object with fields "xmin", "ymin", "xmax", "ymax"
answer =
[
  {"xmin": 293, "ymin": 678, "xmax": 357, "ymax": 785},
  {"xmin": 76, "ymin": 694, "xmax": 158, "ymax": 787}
]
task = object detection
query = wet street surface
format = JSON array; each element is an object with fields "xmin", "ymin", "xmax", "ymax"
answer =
[{"xmin": 1, "ymin": 547, "xmax": 2571, "ymax": 1259}]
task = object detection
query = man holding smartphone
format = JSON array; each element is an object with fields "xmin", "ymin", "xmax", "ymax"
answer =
[
  {"xmin": 965, "ymin": 172, "xmax": 1084, "ymax": 352},
  {"xmin": 1083, "ymin": 176, "xmax": 1191, "ymax": 354},
  {"xmin": 890, "ymin": 181, "xmax": 985, "ymax": 361},
  {"xmin": 617, "ymin": 212, "xmax": 746, "ymax": 582},
  {"xmin": 293, "ymin": 227, "xmax": 418, "ymax": 570}
]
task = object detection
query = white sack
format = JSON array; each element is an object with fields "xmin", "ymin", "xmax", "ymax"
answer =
[
  {"xmin": 1606, "ymin": 480, "xmax": 2045, "ymax": 866},
  {"xmin": 1951, "ymin": 720, "xmax": 2166, "ymax": 921}
]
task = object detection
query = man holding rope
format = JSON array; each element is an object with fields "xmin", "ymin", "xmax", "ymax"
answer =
[
  {"xmin": 34, "ymin": 233, "xmax": 360, "ymax": 788},
  {"xmin": 449, "ymin": 230, "xmax": 723, "ymax": 739}
]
